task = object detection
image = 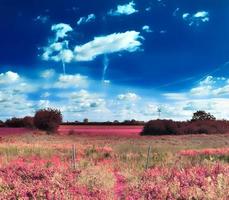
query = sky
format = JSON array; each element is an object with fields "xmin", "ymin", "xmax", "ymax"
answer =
[{"xmin": 0, "ymin": 0, "xmax": 229, "ymax": 122}]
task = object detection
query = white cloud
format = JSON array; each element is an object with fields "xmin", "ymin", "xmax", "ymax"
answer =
[
  {"xmin": 163, "ymin": 93, "xmax": 187, "ymax": 101},
  {"xmin": 182, "ymin": 11, "xmax": 209, "ymax": 26},
  {"xmin": 117, "ymin": 92, "xmax": 140, "ymax": 101},
  {"xmin": 41, "ymin": 92, "xmax": 51, "ymax": 98},
  {"xmin": 0, "ymin": 71, "xmax": 20, "ymax": 84},
  {"xmin": 74, "ymin": 31, "xmax": 143, "ymax": 61},
  {"xmin": 54, "ymin": 74, "xmax": 88, "ymax": 89},
  {"xmin": 108, "ymin": 1, "xmax": 138, "ymax": 16},
  {"xmin": 190, "ymin": 76, "xmax": 229, "ymax": 97},
  {"xmin": 60, "ymin": 89, "xmax": 108, "ymax": 116},
  {"xmin": 51, "ymin": 23, "xmax": 73, "ymax": 41},
  {"xmin": 41, "ymin": 40, "xmax": 73, "ymax": 63},
  {"xmin": 77, "ymin": 14, "xmax": 96, "ymax": 25},
  {"xmin": 0, "ymin": 71, "xmax": 39, "ymax": 119},
  {"xmin": 142, "ymin": 25, "xmax": 153, "ymax": 33},
  {"xmin": 40, "ymin": 69, "xmax": 56, "ymax": 79}
]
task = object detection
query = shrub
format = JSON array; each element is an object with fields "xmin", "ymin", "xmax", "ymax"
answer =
[
  {"xmin": 0, "ymin": 120, "xmax": 4, "ymax": 127},
  {"xmin": 34, "ymin": 108, "xmax": 62, "ymax": 133},
  {"xmin": 5, "ymin": 117, "xmax": 25, "ymax": 127},
  {"xmin": 141, "ymin": 120, "xmax": 177, "ymax": 135},
  {"xmin": 22, "ymin": 116, "xmax": 34, "ymax": 128},
  {"xmin": 142, "ymin": 119, "xmax": 229, "ymax": 136}
]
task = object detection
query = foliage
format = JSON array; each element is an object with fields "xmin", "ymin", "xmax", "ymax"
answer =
[
  {"xmin": 142, "ymin": 119, "xmax": 229, "ymax": 135},
  {"xmin": 22, "ymin": 116, "xmax": 34, "ymax": 128},
  {"xmin": 127, "ymin": 164, "xmax": 229, "ymax": 200},
  {"xmin": 5, "ymin": 117, "xmax": 25, "ymax": 127},
  {"xmin": 142, "ymin": 120, "xmax": 178, "ymax": 135},
  {"xmin": 34, "ymin": 108, "xmax": 62, "ymax": 133},
  {"xmin": 192, "ymin": 110, "xmax": 216, "ymax": 121}
]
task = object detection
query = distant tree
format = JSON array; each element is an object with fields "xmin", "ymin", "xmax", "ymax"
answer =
[
  {"xmin": 192, "ymin": 110, "xmax": 216, "ymax": 121},
  {"xmin": 5, "ymin": 117, "xmax": 24, "ymax": 127},
  {"xmin": 23, "ymin": 116, "xmax": 34, "ymax": 128},
  {"xmin": 0, "ymin": 120, "xmax": 4, "ymax": 127},
  {"xmin": 34, "ymin": 108, "xmax": 62, "ymax": 133},
  {"xmin": 113, "ymin": 120, "xmax": 119, "ymax": 124},
  {"xmin": 83, "ymin": 118, "xmax": 89, "ymax": 123}
]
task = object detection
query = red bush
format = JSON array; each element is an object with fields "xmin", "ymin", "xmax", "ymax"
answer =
[
  {"xmin": 142, "ymin": 119, "xmax": 229, "ymax": 135},
  {"xmin": 23, "ymin": 116, "xmax": 34, "ymax": 128},
  {"xmin": 141, "ymin": 120, "xmax": 178, "ymax": 135},
  {"xmin": 5, "ymin": 117, "xmax": 25, "ymax": 127}
]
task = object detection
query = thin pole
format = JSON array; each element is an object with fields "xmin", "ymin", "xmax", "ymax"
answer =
[
  {"xmin": 145, "ymin": 146, "xmax": 151, "ymax": 170},
  {"xmin": 72, "ymin": 144, "xmax": 76, "ymax": 170}
]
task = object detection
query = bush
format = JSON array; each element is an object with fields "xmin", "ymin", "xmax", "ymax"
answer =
[
  {"xmin": 34, "ymin": 108, "xmax": 62, "ymax": 133},
  {"xmin": 0, "ymin": 120, "xmax": 4, "ymax": 127},
  {"xmin": 23, "ymin": 116, "xmax": 34, "ymax": 128},
  {"xmin": 142, "ymin": 119, "xmax": 229, "ymax": 136},
  {"xmin": 141, "ymin": 120, "xmax": 178, "ymax": 135},
  {"xmin": 5, "ymin": 117, "xmax": 25, "ymax": 127}
]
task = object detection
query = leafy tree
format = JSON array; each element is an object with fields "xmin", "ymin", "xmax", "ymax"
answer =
[
  {"xmin": 191, "ymin": 110, "xmax": 216, "ymax": 121},
  {"xmin": 34, "ymin": 108, "xmax": 62, "ymax": 133},
  {"xmin": 83, "ymin": 118, "xmax": 89, "ymax": 123},
  {"xmin": 23, "ymin": 116, "xmax": 34, "ymax": 128},
  {"xmin": 5, "ymin": 117, "xmax": 24, "ymax": 127}
]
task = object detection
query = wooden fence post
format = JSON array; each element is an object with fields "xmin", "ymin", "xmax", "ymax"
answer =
[
  {"xmin": 145, "ymin": 146, "xmax": 151, "ymax": 170},
  {"xmin": 72, "ymin": 144, "xmax": 76, "ymax": 170}
]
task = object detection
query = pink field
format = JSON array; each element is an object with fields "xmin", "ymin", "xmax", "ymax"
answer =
[
  {"xmin": 58, "ymin": 125, "xmax": 143, "ymax": 137},
  {"xmin": 0, "ymin": 128, "xmax": 31, "ymax": 136}
]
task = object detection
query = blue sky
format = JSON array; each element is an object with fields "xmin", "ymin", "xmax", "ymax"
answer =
[{"xmin": 0, "ymin": 0, "xmax": 229, "ymax": 121}]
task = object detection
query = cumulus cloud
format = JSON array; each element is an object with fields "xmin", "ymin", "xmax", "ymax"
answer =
[
  {"xmin": 182, "ymin": 11, "xmax": 209, "ymax": 26},
  {"xmin": 74, "ymin": 31, "xmax": 143, "ymax": 61},
  {"xmin": 51, "ymin": 23, "xmax": 73, "ymax": 41},
  {"xmin": 42, "ymin": 30, "xmax": 143, "ymax": 63},
  {"xmin": 108, "ymin": 1, "xmax": 138, "ymax": 16},
  {"xmin": 60, "ymin": 89, "xmax": 108, "ymax": 115},
  {"xmin": 77, "ymin": 14, "xmax": 96, "ymax": 25},
  {"xmin": 40, "ymin": 69, "xmax": 56, "ymax": 79},
  {"xmin": 54, "ymin": 74, "xmax": 88, "ymax": 89},
  {"xmin": 41, "ymin": 40, "xmax": 73, "ymax": 63},
  {"xmin": 0, "ymin": 71, "xmax": 20, "ymax": 84},
  {"xmin": 0, "ymin": 71, "xmax": 39, "ymax": 119},
  {"xmin": 142, "ymin": 25, "xmax": 153, "ymax": 33},
  {"xmin": 117, "ymin": 92, "xmax": 140, "ymax": 102},
  {"xmin": 190, "ymin": 76, "xmax": 229, "ymax": 97}
]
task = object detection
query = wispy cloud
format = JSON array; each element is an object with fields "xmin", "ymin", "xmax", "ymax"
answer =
[
  {"xmin": 108, "ymin": 1, "xmax": 138, "ymax": 16},
  {"xmin": 77, "ymin": 14, "xmax": 96, "ymax": 25},
  {"xmin": 51, "ymin": 23, "xmax": 73, "ymax": 41},
  {"xmin": 182, "ymin": 11, "xmax": 209, "ymax": 26},
  {"xmin": 74, "ymin": 31, "xmax": 143, "ymax": 61},
  {"xmin": 142, "ymin": 25, "xmax": 153, "ymax": 33}
]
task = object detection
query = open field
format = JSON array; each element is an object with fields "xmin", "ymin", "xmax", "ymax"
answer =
[
  {"xmin": 0, "ymin": 126, "xmax": 228, "ymax": 199},
  {"xmin": 58, "ymin": 125, "xmax": 143, "ymax": 137}
]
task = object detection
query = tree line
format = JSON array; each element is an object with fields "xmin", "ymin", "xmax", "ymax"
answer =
[{"xmin": 1, "ymin": 109, "xmax": 229, "ymax": 135}]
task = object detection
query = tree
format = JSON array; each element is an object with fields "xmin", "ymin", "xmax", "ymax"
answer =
[
  {"xmin": 191, "ymin": 110, "xmax": 216, "ymax": 121},
  {"xmin": 23, "ymin": 116, "xmax": 34, "ymax": 128},
  {"xmin": 34, "ymin": 108, "xmax": 62, "ymax": 133},
  {"xmin": 0, "ymin": 120, "xmax": 4, "ymax": 127},
  {"xmin": 83, "ymin": 118, "xmax": 89, "ymax": 123},
  {"xmin": 5, "ymin": 117, "xmax": 24, "ymax": 127}
]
